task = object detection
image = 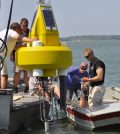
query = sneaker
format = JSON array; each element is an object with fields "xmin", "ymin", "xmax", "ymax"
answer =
[
  {"xmin": 24, "ymin": 87, "xmax": 29, "ymax": 93},
  {"xmin": 14, "ymin": 87, "xmax": 18, "ymax": 93}
]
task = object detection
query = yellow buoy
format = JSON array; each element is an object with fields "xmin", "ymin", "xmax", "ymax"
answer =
[{"xmin": 16, "ymin": 1, "xmax": 72, "ymax": 77}]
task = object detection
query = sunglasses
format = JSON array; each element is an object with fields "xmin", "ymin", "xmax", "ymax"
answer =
[
  {"xmin": 84, "ymin": 53, "xmax": 91, "ymax": 59},
  {"xmin": 80, "ymin": 67, "xmax": 86, "ymax": 70},
  {"xmin": 84, "ymin": 55, "xmax": 89, "ymax": 58}
]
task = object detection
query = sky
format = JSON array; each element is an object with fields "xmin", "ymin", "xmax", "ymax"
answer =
[{"xmin": 0, "ymin": 0, "xmax": 120, "ymax": 37}]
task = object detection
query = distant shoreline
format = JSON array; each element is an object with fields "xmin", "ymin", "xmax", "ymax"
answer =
[{"xmin": 61, "ymin": 35, "xmax": 120, "ymax": 41}]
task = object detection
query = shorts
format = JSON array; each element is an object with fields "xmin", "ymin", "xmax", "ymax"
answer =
[
  {"xmin": 13, "ymin": 65, "xmax": 22, "ymax": 73},
  {"xmin": 0, "ymin": 62, "xmax": 8, "ymax": 75},
  {"xmin": 66, "ymin": 85, "xmax": 81, "ymax": 100},
  {"xmin": 88, "ymin": 85, "xmax": 105, "ymax": 107},
  {"xmin": 11, "ymin": 50, "xmax": 25, "ymax": 73},
  {"xmin": 13, "ymin": 62, "xmax": 26, "ymax": 73},
  {"xmin": 78, "ymin": 90, "xmax": 85, "ymax": 98}
]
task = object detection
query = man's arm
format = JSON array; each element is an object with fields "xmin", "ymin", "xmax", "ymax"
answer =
[
  {"xmin": 11, "ymin": 31, "xmax": 37, "ymax": 43},
  {"xmin": 18, "ymin": 35, "xmax": 36, "ymax": 42},
  {"xmin": 82, "ymin": 67, "xmax": 104, "ymax": 82}
]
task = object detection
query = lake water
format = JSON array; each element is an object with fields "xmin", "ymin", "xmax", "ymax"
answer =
[
  {"xmin": 68, "ymin": 39, "xmax": 120, "ymax": 88},
  {"xmin": 8, "ymin": 39, "xmax": 120, "ymax": 134}
]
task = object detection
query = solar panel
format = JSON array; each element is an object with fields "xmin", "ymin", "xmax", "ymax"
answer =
[{"xmin": 42, "ymin": 9, "xmax": 56, "ymax": 30}]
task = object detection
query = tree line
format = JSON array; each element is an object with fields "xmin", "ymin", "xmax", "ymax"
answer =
[{"xmin": 60, "ymin": 35, "xmax": 120, "ymax": 41}]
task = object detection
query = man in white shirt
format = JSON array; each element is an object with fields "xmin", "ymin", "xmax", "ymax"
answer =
[{"xmin": 0, "ymin": 22, "xmax": 36, "ymax": 89}]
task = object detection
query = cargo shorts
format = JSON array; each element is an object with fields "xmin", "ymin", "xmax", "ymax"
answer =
[
  {"xmin": 88, "ymin": 85, "xmax": 105, "ymax": 107},
  {"xmin": 0, "ymin": 62, "xmax": 8, "ymax": 75}
]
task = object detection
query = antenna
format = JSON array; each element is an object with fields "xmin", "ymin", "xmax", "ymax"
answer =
[
  {"xmin": 37, "ymin": 0, "xmax": 40, "ymax": 5},
  {"xmin": 37, "ymin": 0, "xmax": 51, "ymax": 7},
  {"xmin": 37, "ymin": 0, "xmax": 44, "ymax": 5}
]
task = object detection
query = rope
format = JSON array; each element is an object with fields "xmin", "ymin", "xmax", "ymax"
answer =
[
  {"xmin": 54, "ymin": 96, "xmax": 59, "ymax": 120},
  {"xmin": 0, "ymin": 0, "xmax": 14, "ymax": 70}
]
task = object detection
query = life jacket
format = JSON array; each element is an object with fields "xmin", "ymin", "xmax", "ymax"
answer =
[{"xmin": 89, "ymin": 58, "xmax": 105, "ymax": 87}]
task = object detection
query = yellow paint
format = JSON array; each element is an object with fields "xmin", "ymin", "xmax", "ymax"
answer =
[
  {"xmin": 29, "ymin": 5, "xmax": 59, "ymax": 46},
  {"xmin": 16, "ymin": 45, "xmax": 72, "ymax": 69},
  {"xmin": 16, "ymin": 2, "xmax": 72, "ymax": 76}
]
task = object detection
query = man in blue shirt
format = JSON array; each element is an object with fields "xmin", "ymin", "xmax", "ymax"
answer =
[{"xmin": 66, "ymin": 62, "xmax": 89, "ymax": 101}]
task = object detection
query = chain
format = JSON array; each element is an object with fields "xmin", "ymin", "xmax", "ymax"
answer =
[{"xmin": 54, "ymin": 96, "xmax": 58, "ymax": 120}]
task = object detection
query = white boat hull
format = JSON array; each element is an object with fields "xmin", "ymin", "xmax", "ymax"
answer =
[
  {"xmin": 66, "ymin": 87, "xmax": 120, "ymax": 130},
  {"xmin": 67, "ymin": 104, "xmax": 120, "ymax": 130}
]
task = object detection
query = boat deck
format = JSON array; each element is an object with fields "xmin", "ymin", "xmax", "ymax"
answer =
[
  {"xmin": 13, "ymin": 93, "xmax": 40, "ymax": 109},
  {"xmin": 67, "ymin": 87, "xmax": 120, "ymax": 116},
  {"xmin": 0, "ymin": 79, "xmax": 50, "ymax": 133},
  {"xmin": 66, "ymin": 87, "xmax": 120, "ymax": 130},
  {"xmin": 8, "ymin": 78, "xmax": 41, "ymax": 109}
]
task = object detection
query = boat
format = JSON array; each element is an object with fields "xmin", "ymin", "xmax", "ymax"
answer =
[{"xmin": 66, "ymin": 87, "xmax": 120, "ymax": 130}]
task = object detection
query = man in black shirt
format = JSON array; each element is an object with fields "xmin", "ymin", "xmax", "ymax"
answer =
[{"xmin": 82, "ymin": 48, "xmax": 105, "ymax": 107}]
